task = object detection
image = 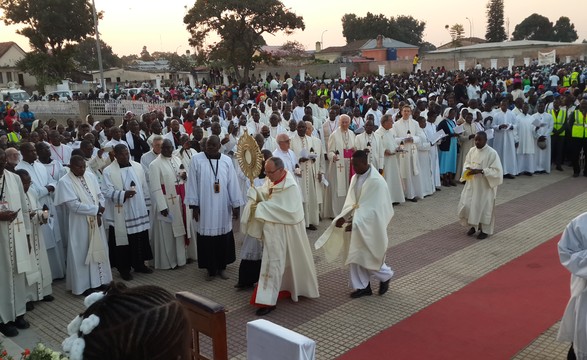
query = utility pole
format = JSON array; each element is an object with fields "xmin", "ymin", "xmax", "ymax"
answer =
[{"xmin": 91, "ymin": 0, "xmax": 105, "ymax": 91}]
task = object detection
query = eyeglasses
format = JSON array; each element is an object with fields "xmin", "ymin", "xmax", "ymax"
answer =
[{"xmin": 266, "ymin": 168, "xmax": 281, "ymax": 175}]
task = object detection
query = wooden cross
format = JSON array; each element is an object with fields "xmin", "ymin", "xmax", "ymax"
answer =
[
  {"xmin": 261, "ymin": 271, "xmax": 271, "ymax": 290},
  {"xmin": 13, "ymin": 218, "xmax": 23, "ymax": 232},
  {"xmin": 168, "ymin": 194, "xmax": 177, "ymax": 205},
  {"xmin": 337, "ymin": 163, "xmax": 345, "ymax": 172},
  {"xmin": 115, "ymin": 203, "xmax": 124, "ymax": 214}
]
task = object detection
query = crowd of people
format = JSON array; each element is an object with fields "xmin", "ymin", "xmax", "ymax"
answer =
[{"xmin": 0, "ymin": 60, "xmax": 585, "ymax": 340}]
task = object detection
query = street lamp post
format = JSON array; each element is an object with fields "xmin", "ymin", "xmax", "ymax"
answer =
[
  {"xmin": 91, "ymin": 0, "xmax": 105, "ymax": 91},
  {"xmin": 321, "ymin": 30, "xmax": 328, "ymax": 50}
]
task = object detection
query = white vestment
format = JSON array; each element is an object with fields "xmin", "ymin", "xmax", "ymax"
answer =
[
  {"xmin": 0, "ymin": 171, "xmax": 32, "ymax": 323},
  {"xmin": 492, "ymin": 109, "xmax": 518, "ymax": 175},
  {"xmin": 174, "ymin": 148, "xmax": 199, "ymax": 260},
  {"xmin": 424, "ymin": 122, "xmax": 441, "ymax": 188},
  {"xmin": 316, "ymin": 166, "xmax": 394, "ymax": 289},
  {"xmin": 516, "ymin": 113, "xmax": 538, "ymax": 174},
  {"xmin": 391, "ymin": 118, "xmax": 425, "ymax": 200},
  {"xmin": 291, "ymin": 134, "xmax": 323, "ymax": 227},
  {"xmin": 24, "ymin": 191, "xmax": 52, "ymax": 302},
  {"xmin": 242, "ymin": 172, "xmax": 319, "ymax": 305},
  {"xmin": 149, "ymin": 155, "xmax": 187, "ymax": 269},
  {"xmin": 15, "ymin": 160, "xmax": 65, "ymax": 279},
  {"xmin": 416, "ymin": 130, "xmax": 435, "ymax": 197},
  {"xmin": 272, "ymin": 148, "xmax": 298, "ymax": 173},
  {"xmin": 355, "ymin": 132, "xmax": 380, "ymax": 169},
  {"xmin": 533, "ymin": 112, "xmax": 554, "ymax": 173},
  {"xmin": 456, "ymin": 122, "xmax": 477, "ymax": 179},
  {"xmin": 557, "ymin": 213, "xmax": 587, "ymax": 360},
  {"xmin": 457, "ymin": 145, "xmax": 503, "ymax": 235},
  {"xmin": 49, "ymin": 144, "xmax": 73, "ymax": 165},
  {"xmin": 262, "ymin": 136, "xmax": 278, "ymax": 153},
  {"xmin": 54, "ymin": 171, "xmax": 112, "ymax": 295},
  {"xmin": 375, "ymin": 127, "xmax": 405, "ymax": 204},
  {"xmin": 327, "ymin": 128, "xmax": 356, "ymax": 217}
]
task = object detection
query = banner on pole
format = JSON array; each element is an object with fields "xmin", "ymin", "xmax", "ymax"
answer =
[{"xmin": 538, "ymin": 50, "xmax": 556, "ymax": 66}]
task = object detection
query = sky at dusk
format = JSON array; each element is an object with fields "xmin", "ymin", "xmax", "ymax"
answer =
[{"xmin": 1, "ymin": 0, "xmax": 587, "ymax": 56}]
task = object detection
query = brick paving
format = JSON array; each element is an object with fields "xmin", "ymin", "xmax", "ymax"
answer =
[{"xmin": 5, "ymin": 169, "xmax": 584, "ymax": 359}]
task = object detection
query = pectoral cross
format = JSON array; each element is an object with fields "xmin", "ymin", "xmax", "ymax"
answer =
[
  {"xmin": 13, "ymin": 218, "xmax": 23, "ymax": 232},
  {"xmin": 168, "ymin": 194, "xmax": 177, "ymax": 205},
  {"xmin": 337, "ymin": 163, "xmax": 345, "ymax": 172},
  {"xmin": 261, "ymin": 271, "xmax": 271, "ymax": 290},
  {"xmin": 115, "ymin": 203, "xmax": 124, "ymax": 214}
]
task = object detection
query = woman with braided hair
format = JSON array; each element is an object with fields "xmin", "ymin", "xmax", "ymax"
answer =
[{"xmin": 63, "ymin": 282, "xmax": 190, "ymax": 360}]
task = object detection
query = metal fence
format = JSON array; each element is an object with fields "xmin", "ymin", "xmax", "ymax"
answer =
[{"xmin": 26, "ymin": 100, "xmax": 176, "ymax": 119}]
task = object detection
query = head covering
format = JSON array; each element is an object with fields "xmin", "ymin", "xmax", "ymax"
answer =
[{"xmin": 443, "ymin": 107, "xmax": 452, "ymax": 118}]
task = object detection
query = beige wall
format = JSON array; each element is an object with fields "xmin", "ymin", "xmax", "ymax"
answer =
[
  {"xmin": 0, "ymin": 46, "xmax": 37, "ymax": 88},
  {"xmin": 93, "ymin": 69, "xmax": 173, "ymax": 84}
]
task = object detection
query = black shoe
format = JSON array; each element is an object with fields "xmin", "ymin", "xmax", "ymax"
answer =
[
  {"xmin": 14, "ymin": 315, "xmax": 29, "ymax": 329},
  {"xmin": 42, "ymin": 295, "xmax": 54, "ymax": 302},
  {"xmin": 477, "ymin": 232, "xmax": 488, "ymax": 240},
  {"xmin": 556, "ymin": 166, "xmax": 563, "ymax": 171},
  {"xmin": 350, "ymin": 284, "xmax": 373, "ymax": 298},
  {"xmin": 82, "ymin": 288, "xmax": 94, "ymax": 296},
  {"xmin": 379, "ymin": 279, "xmax": 390, "ymax": 295},
  {"xmin": 134, "ymin": 266, "xmax": 153, "ymax": 274},
  {"xmin": 573, "ymin": 173, "xmax": 580, "ymax": 178},
  {"xmin": 504, "ymin": 174, "xmax": 515, "ymax": 179},
  {"xmin": 0, "ymin": 323, "xmax": 18, "ymax": 337},
  {"xmin": 392, "ymin": 202, "xmax": 400, "ymax": 206},
  {"xmin": 407, "ymin": 198, "xmax": 418, "ymax": 203},
  {"xmin": 26, "ymin": 302, "xmax": 34, "ymax": 311},
  {"xmin": 120, "ymin": 272, "xmax": 133, "ymax": 281},
  {"xmin": 255, "ymin": 306, "xmax": 276, "ymax": 316},
  {"xmin": 186, "ymin": 258, "xmax": 194, "ymax": 264},
  {"xmin": 467, "ymin": 227, "xmax": 477, "ymax": 236},
  {"xmin": 234, "ymin": 283, "xmax": 254, "ymax": 290},
  {"xmin": 307, "ymin": 224, "xmax": 317, "ymax": 231}
]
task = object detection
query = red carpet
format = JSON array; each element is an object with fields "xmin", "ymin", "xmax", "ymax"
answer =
[{"xmin": 339, "ymin": 236, "xmax": 570, "ymax": 360}]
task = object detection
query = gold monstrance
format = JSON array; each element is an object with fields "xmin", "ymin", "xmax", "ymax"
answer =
[{"xmin": 235, "ymin": 130, "xmax": 263, "ymax": 186}]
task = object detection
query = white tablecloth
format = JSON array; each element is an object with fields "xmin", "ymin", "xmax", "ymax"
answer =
[{"xmin": 247, "ymin": 319, "xmax": 316, "ymax": 360}]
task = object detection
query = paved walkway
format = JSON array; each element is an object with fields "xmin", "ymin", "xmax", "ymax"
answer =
[{"xmin": 5, "ymin": 169, "xmax": 584, "ymax": 359}]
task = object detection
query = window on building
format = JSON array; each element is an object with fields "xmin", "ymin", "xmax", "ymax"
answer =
[
  {"xmin": 0, "ymin": 72, "xmax": 3, "ymax": 83},
  {"xmin": 6, "ymin": 72, "xmax": 12, "ymax": 82},
  {"xmin": 116, "ymin": 77, "xmax": 121, "ymax": 82}
]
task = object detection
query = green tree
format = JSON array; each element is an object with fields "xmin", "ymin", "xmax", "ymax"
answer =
[
  {"xmin": 449, "ymin": 24, "xmax": 465, "ymax": 47},
  {"xmin": 341, "ymin": 13, "xmax": 426, "ymax": 45},
  {"xmin": 72, "ymin": 38, "xmax": 121, "ymax": 71},
  {"xmin": 140, "ymin": 46, "xmax": 154, "ymax": 61},
  {"xmin": 485, "ymin": 0, "xmax": 507, "ymax": 42},
  {"xmin": 511, "ymin": 13, "xmax": 553, "ymax": 41},
  {"xmin": 0, "ymin": 0, "xmax": 98, "ymax": 83},
  {"xmin": 280, "ymin": 40, "xmax": 307, "ymax": 61},
  {"xmin": 183, "ymin": 0, "xmax": 304, "ymax": 81},
  {"xmin": 552, "ymin": 16, "xmax": 578, "ymax": 42}
]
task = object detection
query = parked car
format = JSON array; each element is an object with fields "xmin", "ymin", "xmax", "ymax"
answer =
[{"xmin": 43, "ymin": 90, "xmax": 73, "ymax": 101}]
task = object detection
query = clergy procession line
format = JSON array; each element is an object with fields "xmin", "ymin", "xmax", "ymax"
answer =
[{"xmin": 0, "ymin": 61, "xmax": 584, "ymax": 339}]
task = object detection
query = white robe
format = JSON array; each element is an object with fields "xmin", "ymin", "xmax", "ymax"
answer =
[
  {"xmin": 291, "ymin": 134, "xmax": 322, "ymax": 227},
  {"xmin": 242, "ymin": 172, "xmax": 319, "ymax": 306},
  {"xmin": 15, "ymin": 160, "xmax": 65, "ymax": 279},
  {"xmin": 533, "ymin": 112, "xmax": 554, "ymax": 173},
  {"xmin": 375, "ymin": 127, "xmax": 405, "ymax": 204},
  {"xmin": 316, "ymin": 165, "xmax": 393, "ymax": 274},
  {"xmin": 49, "ymin": 144, "xmax": 73, "ymax": 165},
  {"xmin": 149, "ymin": 155, "xmax": 187, "ymax": 269},
  {"xmin": 457, "ymin": 145, "xmax": 503, "ymax": 235},
  {"xmin": 54, "ymin": 171, "xmax": 112, "ymax": 295},
  {"xmin": 557, "ymin": 213, "xmax": 587, "ymax": 360},
  {"xmin": 492, "ymin": 109, "xmax": 518, "ymax": 175},
  {"xmin": 424, "ymin": 122, "xmax": 441, "ymax": 188},
  {"xmin": 355, "ymin": 132, "xmax": 380, "ymax": 169},
  {"xmin": 174, "ymin": 148, "xmax": 199, "ymax": 260},
  {"xmin": 0, "ymin": 171, "xmax": 32, "ymax": 323},
  {"xmin": 24, "ymin": 192, "xmax": 52, "ymax": 302},
  {"xmin": 416, "ymin": 132, "xmax": 435, "ymax": 197},
  {"xmin": 391, "ymin": 118, "xmax": 425, "ymax": 200},
  {"xmin": 516, "ymin": 113, "xmax": 538, "ymax": 174},
  {"xmin": 327, "ymin": 128, "xmax": 356, "ymax": 217},
  {"xmin": 456, "ymin": 122, "xmax": 477, "ymax": 180}
]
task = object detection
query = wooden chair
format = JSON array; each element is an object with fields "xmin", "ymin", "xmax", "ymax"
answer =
[{"xmin": 176, "ymin": 292, "xmax": 228, "ymax": 360}]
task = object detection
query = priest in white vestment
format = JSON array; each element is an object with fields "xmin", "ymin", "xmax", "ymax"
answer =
[
  {"xmin": 185, "ymin": 135, "xmax": 244, "ymax": 280},
  {"xmin": 327, "ymin": 114, "xmax": 356, "ymax": 217},
  {"xmin": 457, "ymin": 132, "xmax": 503, "ymax": 239},
  {"xmin": 15, "ymin": 142, "xmax": 65, "ymax": 279},
  {"xmin": 355, "ymin": 119, "xmax": 380, "ymax": 170},
  {"xmin": 0, "ymin": 150, "xmax": 33, "ymax": 337},
  {"xmin": 492, "ymin": 100, "xmax": 518, "ymax": 178},
  {"xmin": 290, "ymin": 122, "xmax": 322, "ymax": 230},
  {"xmin": 533, "ymin": 102, "xmax": 554, "ymax": 173},
  {"xmin": 102, "ymin": 144, "xmax": 153, "ymax": 280},
  {"xmin": 242, "ymin": 157, "xmax": 319, "ymax": 316},
  {"xmin": 315, "ymin": 151, "xmax": 394, "ymax": 297},
  {"xmin": 261, "ymin": 126, "xmax": 278, "ymax": 153},
  {"xmin": 424, "ymin": 112, "xmax": 441, "ymax": 190},
  {"xmin": 54, "ymin": 155, "xmax": 112, "ymax": 296},
  {"xmin": 557, "ymin": 212, "xmax": 587, "ymax": 360},
  {"xmin": 416, "ymin": 117, "xmax": 435, "ymax": 197},
  {"xmin": 376, "ymin": 115, "xmax": 405, "ymax": 204},
  {"xmin": 174, "ymin": 136, "xmax": 199, "ymax": 261},
  {"xmin": 149, "ymin": 140, "xmax": 188, "ymax": 270},
  {"xmin": 15, "ymin": 170, "xmax": 52, "ymax": 305},
  {"xmin": 272, "ymin": 133, "xmax": 298, "ymax": 173},
  {"xmin": 515, "ymin": 103, "xmax": 537, "ymax": 175},
  {"xmin": 48, "ymin": 130, "xmax": 73, "ymax": 165},
  {"xmin": 390, "ymin": 106, "xmax": 425, "ymax": 201}
]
